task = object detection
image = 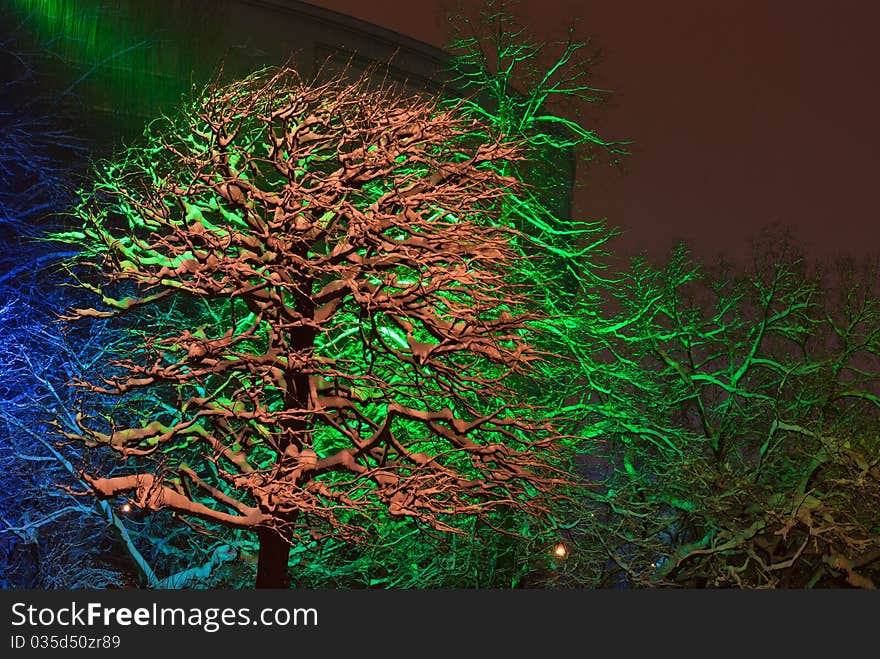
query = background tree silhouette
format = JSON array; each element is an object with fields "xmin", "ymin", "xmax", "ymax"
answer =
[{"xmin": 53, "ymin": 66, "xmax": 578, "ymax": 588}]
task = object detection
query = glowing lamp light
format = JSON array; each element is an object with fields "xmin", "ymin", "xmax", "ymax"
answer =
[
  {"xmin": 121, "ymin": 503, "xmax": 132, "ymax": 513},
  {"xmin": 553, "ymin": 542, "xmax": 568, "ymax": 559}
]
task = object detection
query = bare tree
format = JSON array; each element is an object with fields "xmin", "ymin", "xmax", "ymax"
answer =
[
  {"xmin": 445, "ymin": 0, "xmax": 626, "ymax": 294},
  {"xmin": 53, "ymin": 66, "xmax": 577, "ymax": 588},
  {"xmin": 582, "ymin": 233, "xmax": 880, "ymax": 587},
  {"xmin": 439, "ymin": 3, "xmax": 630, "ymax": 585}
]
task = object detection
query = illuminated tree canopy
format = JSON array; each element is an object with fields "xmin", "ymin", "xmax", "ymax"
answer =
[{"xmin": 53, "ymin": 66, "xmax": 577, "ymax": 588}]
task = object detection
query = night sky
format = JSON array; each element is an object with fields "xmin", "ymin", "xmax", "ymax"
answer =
[{"xmin": 309, "ymin": 0, "xmax": 880, "ymax": 264}]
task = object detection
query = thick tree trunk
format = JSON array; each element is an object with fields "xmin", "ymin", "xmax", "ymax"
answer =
[{"xmin": 255, "ymin": 528, "xmax": 291, "ymax": 589}]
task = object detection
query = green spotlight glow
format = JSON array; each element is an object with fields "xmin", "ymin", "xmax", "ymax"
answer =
[{"xmin": 8, "ymin": 0, "xmax": 216, "ymax": 117}]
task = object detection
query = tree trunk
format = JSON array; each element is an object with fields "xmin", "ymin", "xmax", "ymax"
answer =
[{"xmin": 255, "ymin": 528, "xmax": 291, "ymax": 589}]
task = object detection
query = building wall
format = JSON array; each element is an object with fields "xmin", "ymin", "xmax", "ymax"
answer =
[{"xmin": 5, "ymin": 0, "xmax": 452, "ymax": 119}]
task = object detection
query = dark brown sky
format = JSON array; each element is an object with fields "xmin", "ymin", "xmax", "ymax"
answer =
[{"xmin": 308, "ymin": 0, "xmax": 879, "ymax": 263}]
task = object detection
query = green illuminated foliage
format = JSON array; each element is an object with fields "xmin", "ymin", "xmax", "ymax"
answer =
[
  {"xmin": 581, "ymin": 234, "xmax": 880, "ymax": 588},
  {"xmin": 445, "ymin": 3, "xmax": 626, "ymax": 429},
  {"xmin": 6, "ymin": 0, "xmax": 220, "ymax": 117}
]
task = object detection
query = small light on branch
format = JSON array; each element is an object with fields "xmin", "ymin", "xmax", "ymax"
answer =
[
  {"xmin": 553, "ymin": 542, "xmax": 568, "ymax": 559},
  {"xmin": 121, "ymin": 503, "xmax": 132, "ymax": 514}
]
